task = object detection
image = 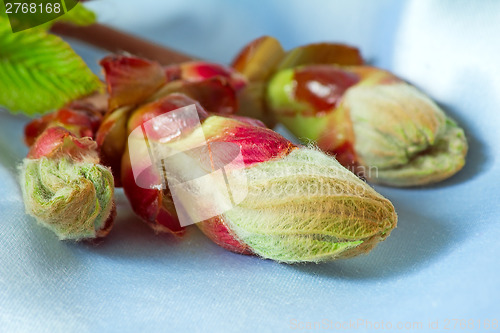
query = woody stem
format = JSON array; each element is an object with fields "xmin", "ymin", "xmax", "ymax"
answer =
[{"xmin": 51, "ymin": 22, "xmax": 195, "ymax": 65}]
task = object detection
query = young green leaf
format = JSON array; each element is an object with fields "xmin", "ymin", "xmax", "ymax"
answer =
[{"xmin": 0, "ymin": 20, "xmax": 101, "ymax": 115}]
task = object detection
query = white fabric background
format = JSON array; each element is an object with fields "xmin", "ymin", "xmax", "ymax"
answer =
[{"xmin": 1, "ymin": 0, "xmax": 499, "ymax": 331}]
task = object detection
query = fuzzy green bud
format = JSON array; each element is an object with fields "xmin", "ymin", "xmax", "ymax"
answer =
[
  {"xmin": 20, "ymin": 157, "xmax": 115, "ymax": 240},
  {"xmin": 201, "ymin": 148, "xmax": 397, "ymax": 263},
  {"xmin": 344, "ymin": 83, "xmax": 468, "ymax": 186},
  {"xmin": 266, "ymin": 65, "xmax": 468, "ymax": 187}
]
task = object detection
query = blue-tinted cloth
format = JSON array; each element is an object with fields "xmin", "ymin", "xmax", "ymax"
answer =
[{"xmin": 1, "ymin": 0, "xmax": 499, "ymax": 331}]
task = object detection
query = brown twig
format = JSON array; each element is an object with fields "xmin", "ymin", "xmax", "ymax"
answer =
[{"xmin": 51, "ymin": 22, "xmax": 195, "ymax": 65}]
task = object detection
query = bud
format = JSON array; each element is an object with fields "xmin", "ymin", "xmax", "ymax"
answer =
[
  {"xmin": 129, "ymin": 94, "xmax": 397, "ymax": 262},
  {"xmin": 100, "ymin": 55, "xmax": 166, "ymax": 111},
  {"xmin": 119, "ymin": 94, "xmax": 211, "ymax": 235},
  {"xmin": 231, "ymin": 38, "xmax": 364, "ymax": 127},
  {"xmin": 27, "ymin": 127, "xmax": 99, "ymax": 161},
  {"xmin": 21, "ymin": 96, "xmax": 116, "ymax": 240},
  {"xmin": 150, "ymin": 76, "xmax": 239, "ymax": 115},
  {"xmin": 20, "ymin": 155, "xmax": 115, "ymax": 240},
  {"xmin": 343, "ymin": 77, "xmax": 467, "ymax": 186},
  {"xmin": 275, "ymin": 41, "xmax": 363, "ymax": 71},
  {"xmin": 231, "ymin": 36, "xmax": 286, "ymax": 126},
  {"xmin": 96, "ymin": 107, "xmax": 130, "ymax": 186},
  {"xmin": 165, "ymin": 61, "xmax": 247, "ymax": 91},
  {"xmin": 266, "ymin": 64, "xmax": 467, "ymax": 186},
  {"xmin": 24, "ymin": 94, "xmax": 106, "ymax": 147},
  {"xmin": 199, "ymin": 148, "xmax": 397, "ymax": 263}
]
